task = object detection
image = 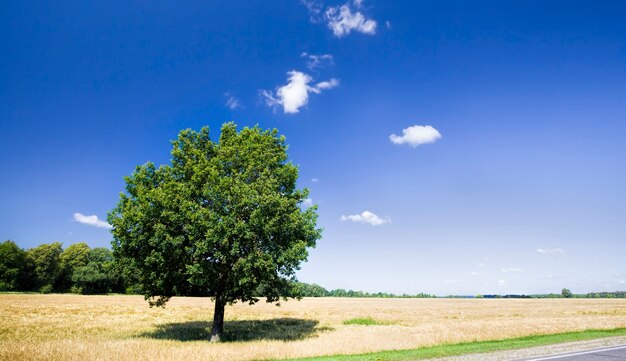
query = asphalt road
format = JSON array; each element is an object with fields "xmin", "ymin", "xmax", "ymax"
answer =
[{"xmin": 518, "ymin": 345, "xmax": 626, "ymax": 361}]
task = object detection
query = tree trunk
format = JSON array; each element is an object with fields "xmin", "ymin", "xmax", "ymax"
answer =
[{"xmin": 210, "ymin": 295, "xmax": 225, "ymax": 342}]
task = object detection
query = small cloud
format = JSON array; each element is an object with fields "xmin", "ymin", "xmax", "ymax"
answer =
[
  {"xmin": 224, "ymin": 93, "xmax": 241, "ymax": 110},
  {"xmin": 301, "ymin": 52, "xmax": 334, "ymax": 71},
  {"xmin": 311, "ymin": 178, "xmax": 320, "ymax": 183},
  {"xmin": 477, "ymin": 263, "xmax": 487, "ymax": 268},
  {"xmin": 68, "ymin": 232, "xmax": 73, "ymax": 236},
  {"xmin": 385, "ymin": 21, "xmax": 391, "ymax": 29},
  {"xmin": 261, "ymin": 71, "xmax": 339, "ymax": 114},
  {"xmin": 73, "ymin": 213, "xmax": 112, "ymax": 229},
  {"xmin": 325, "ymin": 3, "xmax": 377, "ymax": 37},
  {"xmin": 498, "ymin": 280, "xmax": 506, "ymax": 285},
  {"xmin": 300, "ymin": 0, "xmax": 323, "ymax": 22},
  {"xmin": 353, "ymin": 0, "xmax": 363, "ymax": 7},
  {"xmin": 470, "ymin": 271, "xmax": 482, "ymax": 276},
  {"xmin": 537, "ymin": 248, "xmax": 565, "ymax": 254},
  {"xmin": 302, "ymin": 198, "xmax": 314, "ymax": 207},
  {"xmin": 620, "ymin": 280, "xmax": 625, "ymax": 284},
  {"xmin": 340, "ymin": 210, "xmax": 390, "ymax": 226},
  {"xmin": 390, "ymin": 125, "xmax": 442, "ymax": 147},
  {"xmin": 311, "ymin": 78, "xmax": 340, "ymax": 93},
  {"xmin": 501, "ymin": 268, "xmax": 525, "ymax": 273}
]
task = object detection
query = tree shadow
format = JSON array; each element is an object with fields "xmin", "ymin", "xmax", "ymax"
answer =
[{"xmin": 140, "ymin": 318, "xmax": 332, "ymax": 342}]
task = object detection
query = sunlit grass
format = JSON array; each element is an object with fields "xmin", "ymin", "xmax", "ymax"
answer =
[{"xmin": 1, "ymin": 294, "xmax": 625, "ymax": 361}]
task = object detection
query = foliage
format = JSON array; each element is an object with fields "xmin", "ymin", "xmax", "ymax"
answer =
[
  {"xmin": 58, "ymin": 242, "xmax": 91, "ymax": 291},
  {"xmin": 25, "ymin": 242, "xmax": 63, "ymax": 292},
  {"xmin": 561, "ymin": 288, "xmax": 573, "ymax": 298},
  {"xmin": 108, "ymin": 123, "xmax": 321, "ymax": 340},
  {"xmin": 0, "ymin": 240, "xmax": 28, "ymax": 291}
]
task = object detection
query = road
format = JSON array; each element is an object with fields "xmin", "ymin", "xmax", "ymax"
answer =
[{"xmin": 518, "ymin": 345, "xmax": 626, "ymax": 360}]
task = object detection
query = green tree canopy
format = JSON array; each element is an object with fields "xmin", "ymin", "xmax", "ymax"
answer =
[
  {"xmin": 59, "ymin": 242, "xmax": 91, "ymax": 291},
  {"xmin": 0, "ymin": 240, "xmax": 28, "ymax": 291},
  {"xmin": 561, "ymin": 288, "xmax": 573, "ymax": 298},
  {"xmin": 108, "ymin": 123, "xmax": 321, "ymax": 341},
  {"xmin": 25, "ymin": 242, "xmax": 63, "ymax": 292}
]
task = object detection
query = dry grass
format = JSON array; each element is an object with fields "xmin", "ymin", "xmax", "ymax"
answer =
[{"xmin": 1, "ymin": 294, "xmax": 625, "ymax": 361}]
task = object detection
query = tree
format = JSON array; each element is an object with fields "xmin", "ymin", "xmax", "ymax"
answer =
[
  {"xmin": 561, "ymin": 288, "xmax": 573, "ymax": 298},
  {"xmin": 59, "ymin": 242, "xmax": 91, "ymax": 291},
  {"xmin": 108, "ymin": 123, "xmax": 321, "ymax": 342},
  {"xmin": 25, "ymin": 242, "xmax": 63, "ymax": 292},
  {"xmin": 72, "ymin": 248, "xmax": 116, "ymax": 294},
  {"xmin": 0, "ymin": 240, "xmax": 27, "ymax": 291}
]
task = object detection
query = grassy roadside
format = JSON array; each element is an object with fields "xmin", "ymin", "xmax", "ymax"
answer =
[{"xmin": 274, "ymin": 328, "xmax": 626, "ymax": 361}]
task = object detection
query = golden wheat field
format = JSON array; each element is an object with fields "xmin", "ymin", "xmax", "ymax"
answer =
[{"xmin": 1, "ymin": 294, "xmax": 625, "ymax": 361}]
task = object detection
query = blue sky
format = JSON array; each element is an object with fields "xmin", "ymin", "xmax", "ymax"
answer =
[{"xmin": 1, "ymin": 0, "xmax": 625, "ymax": 295}]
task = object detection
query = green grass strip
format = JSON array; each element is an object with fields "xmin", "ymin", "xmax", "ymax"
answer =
[
  {"xmin": 342, "ymin": 317, "xmax": 394, "ymax": 326},
  {"xmin": 274, "ymin": 327, "xmax": 626, "ymax": 361}
]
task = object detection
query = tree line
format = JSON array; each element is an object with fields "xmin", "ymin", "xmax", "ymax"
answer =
[
  {"xmin": 0, "ymin": 239, "xmax": 437, "ymax": 297},
  {"xmin": 0, "ymin": 240, "xmax": 128, "ymax": 294},
  {"xmin": 2, "ymin": 239, "xmax": 624, "ymax": 298}
]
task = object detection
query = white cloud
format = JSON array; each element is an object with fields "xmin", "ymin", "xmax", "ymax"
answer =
[
  {"xmin": 385, "ymin": 21, "xmax": 391, "ymax": 29},
  {"xmin": 477, "ymin": 263, "xmax": 487, "ymax": 268},
  {"xmin": 311, "ymin": 78, "xmax": 340, "ymax": 92},
  {"xmin": 470, "ymin": 271, "xmax": 482, "ymax": 276},
  {"xmin": 301, "ymin": 52, "xmax": 334, "ymax": 71},
  {"xmin": 300, "ymin": 0, "xmax": 323, "ymax": 22},
  {"xmin": 311, "ymin": 178, "xmax": 320, "ymax": 183},
  {"xmin": 73, "ymin": 213, "xmax": 112, "ymax": 229},
  {"xmin": 390, "ymin": 125, "xmax": 442, "ymax": 147},
  {"xmin": 325, "ymin": 3, "xmax": 377, "ymax": 37},
  {"xmin": 498, "ymin": 280, "xmax": 507, "ymax": 285},
  {"xmin": 501, "ymin": 268, "xmax": 525, "ymax": 273},
  {"xmin": 262, "ymin": 71, "xmax": 339, "ymax": 114},
  {"xmin": 537, "ymin": 248, "xmax": 565, "ymax": 254},
  {"xmin": 340, "ymin": 210, "xmax": 390, "ymax": 226},
  {"xmin": 620, "ymin": 280, "xmax": 625, "ymax": 284},
  {"xmin": 302, "ymin": 198, "xmax": 314, "ymax": 207},
  {"xmin": 224, "ymin": 93, "xmax": 241, "ymax": 110}
]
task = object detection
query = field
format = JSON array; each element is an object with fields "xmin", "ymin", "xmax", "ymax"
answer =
[{"xmin": 1, "ymin": 294, "xmax": 625, "ymax": 361}]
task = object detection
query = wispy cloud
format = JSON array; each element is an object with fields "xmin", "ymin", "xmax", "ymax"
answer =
[
  {"xmin": 302, "ymin": 198, "xmax": 314, "ymax": 207},
  {"xmin": 477, "ymin": 263, "xmax": 487, "ymax": 268},
  {"xmin": 498, "ymin": 279, "xmax": 507, "ymax": 285},
  {"xmin": 301, "ymin": 52, "xmax": 334, "ymax": 71},
  {"xmin": 470, "ymin": 271, "xmax": 482, "ymax": 276},
  {"xmin": 340, "ymin": 210, "xmax": 390, "ymax": 226},
  {"xmin": 300, "ymin": 0, "xmax": 323, "ymax": 22},
  {"xmin": 301, "ymin": 0, "xmax": 377, "ymax": 37},
  {"xmin": 501, "ymin": 268, "xmax": 525, "ymax": 273},
  {"xmin": 537, "ymin": 248, "xmax": 565, "ymax": 254},
  {"xmin": 262, "ymin": 71, "xmax": 339, "ymax": 114},
  {"xmin": 73, "ymin": 213, "xmax": 112, "ymax": 229},
  {"xmin": 390, "ymin": 125, "xmax": 442, "ymax": 147},
  {"xmin": 311, "ymin": 178, "xmax": 320, "ymax": 183},
  {"xmin": 325, "ymin": 2, "xmax": 377, "ymax": 37},
  {"xmin": 224, "ymin": 92, "xmax": 241, "ymax": 110}
]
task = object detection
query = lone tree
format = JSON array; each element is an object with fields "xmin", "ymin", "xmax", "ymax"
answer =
[
  {"xmin": 561, "ymin": 288, "xmax": 573, "ymax": 298},
  {"xmin": 108, "ymin": 123, "xmax": 321, "ymax": 342}
]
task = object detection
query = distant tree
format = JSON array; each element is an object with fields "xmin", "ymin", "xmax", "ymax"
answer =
[
  {"xmin": 71, "ymin": 248, "xmax": 116, "ymax": 294},
  {"xmin": 108, "ymin": 123, "xmax": 321, "ymax": 342},
  {"xmin": 25, "ymin": 242, "xmax": 63, "ymax": 292},
  {"xmin": 0, "ymin": 240, "xmax": 28, "ymax": 291},
  {"xmin": 58, "ymin": 242, "xmax": 91, "ymax": 291},
  {"xmin": 292, "ymin": 282, "xmax": 329, "ymax": 297},
  {"xmin": 561, "ymin": 288, "xmax": 573, "ymax": 298}
]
